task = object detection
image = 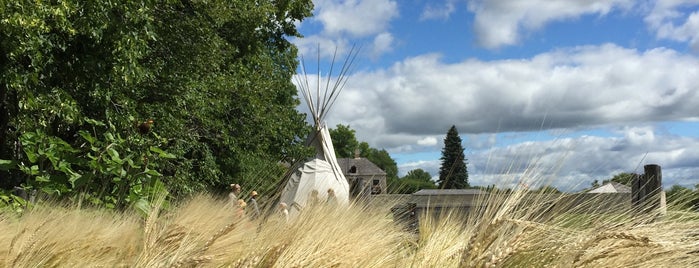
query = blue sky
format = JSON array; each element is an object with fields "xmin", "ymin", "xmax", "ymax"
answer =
[{"xmin": 290, "ymin": 0, "xmax": 699, "ymax": 191}]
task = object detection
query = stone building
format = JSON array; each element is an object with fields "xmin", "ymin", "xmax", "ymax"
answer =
[{"xmin": 337, "ymin": 151, "xmax": 387, "ymax": 199}]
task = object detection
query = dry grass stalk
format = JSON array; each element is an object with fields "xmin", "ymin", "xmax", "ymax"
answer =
[{"xmin": 1, "ymin": 189, "xmax": 698, "ymax": 267}]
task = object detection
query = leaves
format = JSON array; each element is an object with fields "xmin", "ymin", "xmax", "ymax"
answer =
[
  {"xmin": 149, "ymin": 146, "xmax": 175, "ymax": 159},
  {"xmin": 0, "ymin": 0, "xmax": 314, "ymax": 209},
  {"xmin": 0, "ymin": 159, "xmax": 15, "ymax": 170}
]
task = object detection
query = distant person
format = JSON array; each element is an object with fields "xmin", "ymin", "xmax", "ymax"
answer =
[
  {"xmin": 326, "ymin": 188, "xmax": 337, "ymax": 206},
  {"xmin": 229, "ymin": 183, "xmax": 241, "ymax": 206},
  {"xmin": 236, "ymin": 199, "xmax": 247, "ymax": 218},
  {"xmin": 308, "ymin": 189, "xmax": 321, "ymax": 208},
  {"xmin": 278, "ymin": 202, "xmax": 289, "ymax": 223},
  {"xmin": 248, "ymin": 190, "xmax": 260, "ymax": 220}
]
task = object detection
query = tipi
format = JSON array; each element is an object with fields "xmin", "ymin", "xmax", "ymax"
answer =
[{"xmin": 279, "ymin": 47, "xmax": 358, "ymax": 218}]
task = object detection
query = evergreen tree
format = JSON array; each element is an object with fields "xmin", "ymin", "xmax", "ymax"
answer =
[{"xmin": 438, "ymin": 125, "xmax": 469, "ymax": 189}]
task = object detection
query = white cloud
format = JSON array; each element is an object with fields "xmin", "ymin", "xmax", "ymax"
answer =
[
  {"xmin": 644, "ymin": 0, "xmax": 699, "ymax": 50},
  {"xmin": 292, "ymin": 35, "xmax": 351, "ymax": 59},
  {"xmin": 398, "ymin": 159, "xmax": 441, "ymax": 177},
  {"xmin": 302, "ymin": 44, "xmax": 699, "ymax": 191},
  {"xmin": 294, "ymin": 0, "xmax": 399, "ymax": 59},
  {"xmin": 314, "ymin": 0, "xmax": 398, "ymax": 37},
  {"xmin": 466, "ymin": 0, "xmax": 634, "ymax": 49},
  {"xmin": 371, "ymin": 32, "xmax": 395, "ymax": 58},
  {"xmin": 399, "ymin": 127, "xmax": 699, "ymax": 191},
  {"xmin": 324, "ymin": 44, "xmax": 699, "ymax": 151},
  {"xmin": 420, "ymin": 0, "xmax": 457, "ymax": 21},
  {"xmin": 417, "ymin": 136, "xmax": 438, "ymax": 146},
  {"xmin": 618, "ymin": 126, "xmax": 656, "ymax": 146}
]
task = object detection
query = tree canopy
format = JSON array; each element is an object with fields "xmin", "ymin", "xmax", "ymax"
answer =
[
  {"xmin": 328, "ymin": 124, "xmax": 359, "ymax": 158},
  {"xmin": 1, "ymin": 0, "xmax": 314, "ymax": 210},
  {"xmin": 328, "ymin": 124, "xmax": 400, "ymax": 192},
  {"xmin": 665, "ymin": 184, "xmax": 699, "ymax": 211},
  {"xmin": 438, "ymin": 125, "xmax": 469, "ymax": 189},
  {"xmin": 395, "ymin": 169, "xmax": 436, "ymax": 194},
  {"xmin": 603, "ymin": 173, "xmax": 638, "ymax": 186}
]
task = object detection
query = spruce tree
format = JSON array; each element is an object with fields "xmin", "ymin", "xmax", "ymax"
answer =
[{"xmin": 438, "ymin": 125, "xmax": 469, "ymax": 189}]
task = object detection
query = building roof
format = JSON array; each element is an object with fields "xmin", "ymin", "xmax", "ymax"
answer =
[
  {"xmin": 337, "ymin": 157, "xmax": 387, "ymax": 176},
  {"xmin": 412, "ymin": 189, "xmax": 485, "ymax": 196},
  {"xmin": 588, "ymin": 182, "xmax": 631, "ymax": 193}
]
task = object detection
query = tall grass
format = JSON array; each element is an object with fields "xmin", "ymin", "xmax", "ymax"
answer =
[{"xmin": 1, "ymin": 190, "xmax": 698, "ymax": 267}]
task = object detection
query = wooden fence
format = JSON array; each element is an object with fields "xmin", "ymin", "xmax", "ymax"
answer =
[{"xmin": 387, "ymin": 164, "xmax": 667, "ymax": 231}]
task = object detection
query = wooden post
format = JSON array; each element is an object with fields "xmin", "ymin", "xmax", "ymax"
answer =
[
  {"xmin": 632, "ymin": 164, "xmax": 662, "ymax": 214},
  {"xmin": 631, "ymin": 173, "xmax": 643, "ymax": 208},
  {"xmin": 644, "ymin": 164, "xmax": 662, "ymax": 211}
]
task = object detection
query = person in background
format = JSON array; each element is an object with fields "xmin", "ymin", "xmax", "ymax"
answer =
[
  {"xmin": 326, "ymin": 188, "xmax": 337, "ymax": 206},
  {"xmin": 248, "ymin": 190, "xmax": 260, "ymax": 220},
  {"xmin": 308, "ymin": 189, "xmax": 321, "ymax": 208},
  {"xmin": 236, "ymin": 199, "xmax": 247, "ymax": 219},
  {"xmin": 278, "ymin": 202, "xmax": 289, "ymax": 223},
  {"xmin": 229, "ymin": 183, "xmax": 241, "ymax": 206}
]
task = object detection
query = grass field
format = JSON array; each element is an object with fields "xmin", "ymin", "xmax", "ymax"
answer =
[{"xmin": 1, "ymin": 191, "xmax": 698, "ymax": 267}]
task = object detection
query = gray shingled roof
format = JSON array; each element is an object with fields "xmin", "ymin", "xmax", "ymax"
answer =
[
  {"xmin": 337, "ymin": 158, "xmax": 386, "ymax": 176},
  {"xmin": 413, "ymin": 189, "xmax": 485, "ymax": 195}
]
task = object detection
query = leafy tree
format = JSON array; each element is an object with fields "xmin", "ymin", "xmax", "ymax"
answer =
[
  {"xmin": 438, "ymin": 125, "xmax": 469, "ymax": 189},
  {"xmin": 602, "ymin": 173, "xmax": 638, "ymax": 186},
  {"xmin": 0, "ymin": 0, "xmax": 314, "ymax": 210},
  {"xmin": 533, "ymin": 185, "xmax": 561, "ymax": 194},
  {"xmin": 329, "ymin": 124, "xmax": 359, "ymax": 158},
  {"xmin": 328, "ymin": 125, "xmax": 400, "ymax": 193},
  {"xmin": 360, "ymin": 144, "xmax": 399, "ymax": 193},
  {"xmin": 665, "ymin": 185, "xmax": 699, "ymax": 210},
  {"xmin": 404, "ymin": 169, "xmax": 433, "ymax": 182},
  {"xmin": 395, "ymin": 169, "xmax": 436, "ymax": 194}
]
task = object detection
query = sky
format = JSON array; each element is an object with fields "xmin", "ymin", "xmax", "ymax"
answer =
[{"xmin": 289, "ymin": 0, "xmax": 699, "ymax": 191}]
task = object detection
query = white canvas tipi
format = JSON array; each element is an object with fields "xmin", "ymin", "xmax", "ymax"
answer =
[{"xmin": 279, "ymin": 48, "xmax": 357, "ymax": 219}]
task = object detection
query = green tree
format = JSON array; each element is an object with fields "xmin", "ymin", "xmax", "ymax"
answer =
[
  {"xmin": 395, "ymin": 169, "xmax": 436, "ymax": 194},
  {"xmin": 665, "ymin": 185, "xmax": 699, "ymax": 210},
  {"xmin": 0, "ymin": 0, "xmax": 314, "ymax": 209},
  {"xmin": 533, "ymin": 185, "xmax": 561, "ymax": 194},
  {"xmin": 438, "ymin": 125, "xmax": 469, "ymax": 189},
  {"xmin": 328, "ymin": 126, "xmax": 400, "ymax": 193},
  {"xmin": 603, "ymin": 173, "xmax": 638, "ymax": 186},
  {"xmin": 329, "ymin": 124, "xmax": 359, "ymax": 158}
]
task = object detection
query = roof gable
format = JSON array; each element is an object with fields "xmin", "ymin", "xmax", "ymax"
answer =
[
  {"xmin": 337, "ymin": 158, "xmax": 386, "ymax": 176},
  {"xmin": 588, "ymin": 182, "xmax": 631, "ymax": 193}
]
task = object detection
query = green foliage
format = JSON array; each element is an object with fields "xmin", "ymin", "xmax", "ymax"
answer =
[
  {"xmin": 603, "ymin": 172, "xmax": 637, "ymax": 186},
  {"xmin": 438, "ymin": 125, "xmax": 469, "ymax": 189},
  {"xmin": 0, "ymin": 189, "xmax": 29, "ymax": 214},
  {"xmin": 328, "ymin": 125, "xmax": 400, "ymax": 193},
  {"xmin": 585, "ymin": 173, "xmax": 640, "ymax": 192},
  {"xmin": 359, "ymin": 144, "xmax": 399, "ymax": 193},
  {"xmin": 395, "ymin": 169, "xmax": 436, "ymax": 194},
  {"xmin": 0, "ymin": 0, "xmax": 314, "ymax": 209},
  {"xmin": 10, "ymin": 120, "xmax": 168, "ymax": 209},
  {"xmin": 665, "ymin": 184, "xmax": 699, "ymax": 211},
  {"xmin": 532, "ymin": 185, "xmax": 561, "ymax": 194},
  {"xmin": 329, "ymin": 124, "xmax": 359, "ymax": 158}
]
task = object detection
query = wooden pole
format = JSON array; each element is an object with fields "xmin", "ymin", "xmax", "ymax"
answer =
[
  {"xmin": 632, "ymin": 164, "xmax": 663, "ymax": 214},
  {"xmin": 631, "ymin": 173, "xmax": 643, "ymax": 208},
  {"xmin": 644, "ymin": 164, "xmax": 662, "ymax": 212}
]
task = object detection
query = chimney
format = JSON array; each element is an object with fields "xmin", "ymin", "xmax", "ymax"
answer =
[{"xmin": 354, "ymin": 148, "xmax": 360, "ymax": 159}]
